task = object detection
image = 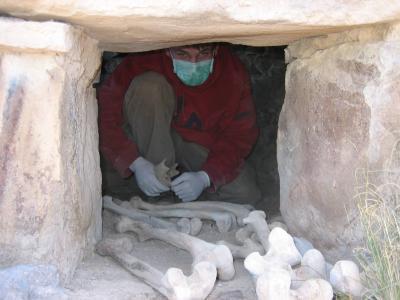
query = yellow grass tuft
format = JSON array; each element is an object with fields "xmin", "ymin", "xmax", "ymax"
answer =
[{"xmin": 354, "ymin": 141, "xmax": 400, "ymax": 300}]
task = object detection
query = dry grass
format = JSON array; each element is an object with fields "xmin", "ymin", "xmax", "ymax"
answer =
[{"xmin": 354, "ymin": 141, "xmax": 400, "ymax": 300}]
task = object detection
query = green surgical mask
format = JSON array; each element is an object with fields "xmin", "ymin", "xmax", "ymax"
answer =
[{"xmin": 171, "ymin": 56, "xmax": 214, "ymax": 86}]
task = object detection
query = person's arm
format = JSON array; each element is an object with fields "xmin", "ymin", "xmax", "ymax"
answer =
[
  {"xmin": 97, "ymin": 56, "xmax": 140, "ymax": 178},
  {"xmin": 202, "ymin": 71, "xmax": 259, "ymax": 189}
]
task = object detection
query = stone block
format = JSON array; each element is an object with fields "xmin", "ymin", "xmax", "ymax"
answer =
[
  {"xmin": 278, "ymin": 22, "xmax": 400, "ymax": 262},
  {"xmin": 0, "ymin": 1, "xmax": 400, "ymax": 51},
  {"xmin": 0, "ymin": 17, "xmax": 102, "ymax": 282}
]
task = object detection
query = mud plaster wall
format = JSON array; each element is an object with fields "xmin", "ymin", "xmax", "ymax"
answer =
[{"xmin": 0, "ymin": 18, "xmax": 102, "ymax": 282}]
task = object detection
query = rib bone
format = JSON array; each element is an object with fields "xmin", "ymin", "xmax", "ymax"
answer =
[
  {"xmin": 130, "ymin": 196, "xmax": 251, "ymax": 226},
  {"xmin": 103, "ymin": 196, "xmax": 190, "ymax": 234},
  {"xmin": 96, "ymin": 236, "xmax": 217, "ymax": 300},
  {"xmin": 128, "ymin": 197, "xmax": 233, "ymax": 233},
  {"xmin": 116, "ymin": 217, "xmax": 235, "ymax": 281}
]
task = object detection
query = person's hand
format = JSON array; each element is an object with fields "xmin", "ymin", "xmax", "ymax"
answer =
[
  {"xmin": 130, "ymin": 157, "xmax": 169, "ymax": 196},
  {"xmin": 171, "ymin": 171, "xmax": 210, "ymax": 202}
]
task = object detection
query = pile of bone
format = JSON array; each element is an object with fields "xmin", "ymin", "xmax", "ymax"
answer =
[{"xmin": 98, "ymin": 196, "xmax": 365, "ymax": 300}]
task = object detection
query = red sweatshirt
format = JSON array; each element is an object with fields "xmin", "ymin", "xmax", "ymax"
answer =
[{"xmin": 97, "ymin": 46, "xmax": 258, "ymax": 188}]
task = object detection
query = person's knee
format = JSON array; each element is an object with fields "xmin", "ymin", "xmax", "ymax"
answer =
[
  {"xmin": 134, "ymin": 71, "xmax": 170, "ymax": 89},
  {"xmin": 125, "ymin": 71, "xmax": 175, "ymax": 112}
]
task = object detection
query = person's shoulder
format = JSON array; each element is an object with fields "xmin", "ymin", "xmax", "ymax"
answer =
[{"xmin": 219, "ymin": 46, "xmax": 247, "ymax": 74}]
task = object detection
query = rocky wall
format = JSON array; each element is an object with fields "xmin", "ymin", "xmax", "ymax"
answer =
[
  {"xmin": 278, "ymin": 22, "xmax": 400, "ymax": 262},
  {"xmin": 0, "ymin": 17, "xmax": 102, "ymax": 282}
]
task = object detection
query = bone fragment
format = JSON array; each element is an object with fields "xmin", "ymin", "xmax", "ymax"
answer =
[
  {"xmin": 188, "ymin": 218, "xmax": 203, "ymax": 236},
  {"xmin": 119, "ymin": 197, "xmax": 201, "ymax": 236},
  {"xmin": 217, "ymin": 238, "xmax": 264, "ymax": 259},
  {"xmin": 154, "ymin": 159, "xmax": 179, "ymax": 187},
  {"xmin": 96, "ymin": 236, "xmax": 216, "ymax": 300},
  {"xmin": 290, "ymin": 278, "xmax": 333, "ymax": 300},
  {"xmin": 103, "ymin": 196, "xmax": 190, "ymax": 234},
  {"xmin": 128, "ymin": 198, "xmax": 233, "ymax": 233},
  {"xmin": 116, "ymin": 217, "xmax": 235, "ymax": 281},
  {"xmin": 235, "ymin": 225, "xmax": 255, "ymax": 243},
  {"xmin": 243, "ymin": 227, "xmax": 301, "ymax": 274},
  {"xmin": 270, "ymin": 221, "xmax": 288, "ymax": 232},
  {"xmin": 130, "ymin": 196, "xmax": 251, "ymax": 226},
  {"xmin": 245, "ymin": 257, "xmax": 333, "ymax": 300},
  {"xmin": 291, "ymin": 249, "xmax": 327, "ymax": 289},
  {"xmin": 329, "ymin": 260, "xmax": 364, "ymax": 298},
  {"xmin": 265, "ymin": 227, "xmax": 302, "ymax": 266},
  {"xmin": 243, "ymin": 210, "xmax": 271, "ymax": 251}
]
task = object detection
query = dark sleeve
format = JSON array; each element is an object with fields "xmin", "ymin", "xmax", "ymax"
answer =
[
  {"xmin": 97, "ymin": 56, "xmax": 139, "ymax": 178},
  {"xmin": 202, "ymin": 70, "xmax": 259, "ymax": 188}
]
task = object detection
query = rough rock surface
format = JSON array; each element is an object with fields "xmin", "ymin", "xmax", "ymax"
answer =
[
  {"xmin": 0, "ymin": 264, "xmax": 67, "ymax": 300},
  {"xmin": 0, "ymin": 17, "xmax": 102, "ymax": 282},
  {"xmin": 278, "ymin": 22, "xmax": 400, "ymax": 262},
  {"xmin": 0, "ymin": 1, "xmax": 400, "ymax": 52}
]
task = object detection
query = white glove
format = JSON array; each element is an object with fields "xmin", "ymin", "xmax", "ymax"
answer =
[
  {"xmin": 171, "ymin": 171, "xmax": 210, "ymax": 202},
  {"xmin": 130, "ymin": 157, "xmax": 169, "ymax": 196}
]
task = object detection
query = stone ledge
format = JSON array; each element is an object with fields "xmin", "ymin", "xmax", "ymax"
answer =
[
  {"xmin": 0, "ymin": 17, "xmax": 78, "ymax": 53},
  {"xmin": 285, "ymin": 22, "xmax": 400, "ymax": 62},
  {"xmin": 0, "ymin": 1, "xmax": 400, "ymax": 51}
]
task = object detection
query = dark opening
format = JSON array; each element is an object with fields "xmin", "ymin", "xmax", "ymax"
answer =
[{"xmin": 98, "ymin": 44, "xmax": 286, "ymax": 217}]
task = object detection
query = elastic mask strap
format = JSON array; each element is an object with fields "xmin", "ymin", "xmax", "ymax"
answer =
[{"xmin": 169, "ymin": 49, "xmax": 177, "ymax": 74}]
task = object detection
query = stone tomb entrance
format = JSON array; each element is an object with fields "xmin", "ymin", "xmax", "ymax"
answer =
[
  {"xmin": 0, "ymin": 8, "xmax": 400, "ymax": 298},
  {"xmin": 99, "ymin": 45, "xmax": 286, "ymax": 216}
]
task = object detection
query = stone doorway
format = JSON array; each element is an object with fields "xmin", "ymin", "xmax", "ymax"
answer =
[
  {"xmin": 98, "ymin": 45, "xmax": 286, "ymax": 218},
  {"xmin": 0, "ymin": 2, "xmax": 400, "ymax": 298}
]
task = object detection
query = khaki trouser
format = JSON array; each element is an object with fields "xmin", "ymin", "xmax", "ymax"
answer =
[{"xmin": 102, "ymin": 71, "xmax": 261, "ymax": 205}]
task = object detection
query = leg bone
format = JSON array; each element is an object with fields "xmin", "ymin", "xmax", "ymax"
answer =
[
  {"xmin": 217, "ymin": 238, "xmax": 264, "ymax": 259},
  {"xmin": 243, "ymin": 210, "xmax": 271, "ymax": 251},
  {"xmin": 127, "ymin": 199, "xmax": 233, "ymax": 233},
  {"xmin": 116, "ymin": 217, "xmax": 235, "ymax": 281},
  {"xmin": 103, "ymin": 196, "xmax": 191, "ymax": 234},
  {"xmin": 130, "ymin": 196, "xmax": 251, "ymax": 226},
  {"xmin": 96, "ymin": 236, "xmax": 216, "ymax": 300}
]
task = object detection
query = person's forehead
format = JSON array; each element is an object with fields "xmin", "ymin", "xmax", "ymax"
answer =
[{"xmin": 172, "ymin": 45, "xmax": 214, "ymax": 52}]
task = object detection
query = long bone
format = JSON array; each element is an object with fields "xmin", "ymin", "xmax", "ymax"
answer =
[
  {"xmin": 129, "ymin": 196, "xmax": 251, "ymax": 226},
  {"xmin": 216, "ymin": 238, "xmax": 264, "ymax": 259},
  {"xmin": 243, "ymin": 210, "xmax": 271, "ymax": 251},
  {"xmin": 96, "ymin": 236, "xmax": 217, "ymax": 300},
  {"xmin": 126, "ymin": 197, "xmax": 234, "ymax": 233},
  {"xmin": 103, "ymin": 196, "xmax": 191, "ymax": 234},
  {"xmin": 243, "ymin": 211, "xmax": 302, "ymax": 266},
  {"xmin": 119, "ymin": 198, "xmax": 203, "ymax": 236},
  {"xmin": 235, "ymin": 225, "xmax": 257, "ymax": 243},
  {"xmin": 116, "ymin": 217, "xmax": 235, "ymax": 281}
]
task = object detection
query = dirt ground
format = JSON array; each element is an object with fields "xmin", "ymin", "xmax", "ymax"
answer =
[{"xmin": 65, "ymin": 210, "xmax": 257, "ymax": 300}]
